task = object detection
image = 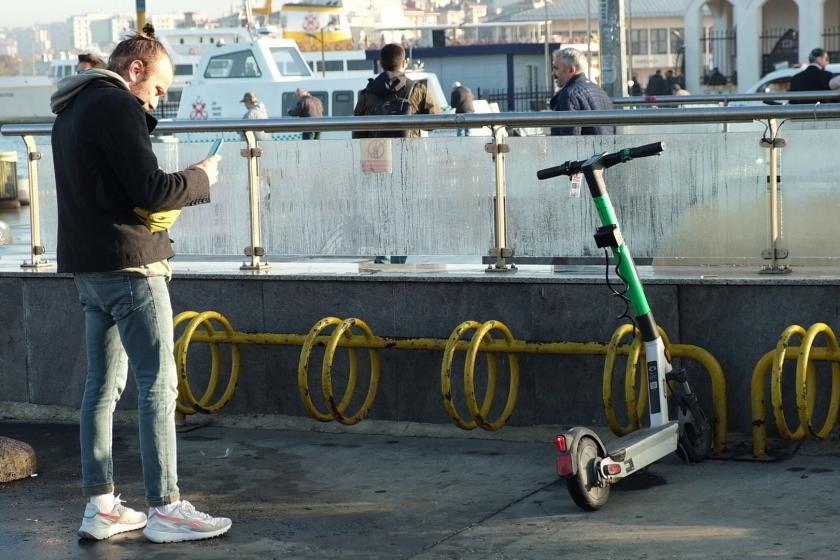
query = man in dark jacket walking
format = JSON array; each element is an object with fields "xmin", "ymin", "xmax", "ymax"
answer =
[
  {"xmin": 549, "ymin": 47, "xmax": 614, "ymax": 136},
  {"xmin": 352, "ymin": 43, "xmax": 440, "ymax": 139},
  {"xmin": 790, "ymin": 47, "xmax": 835, "ymax": 103},
  {"xmin": 288, "ymin": 88, "xmax": 324, "ymax": 139},
  {"xmin": 50, "ymin": 25, "xmax": 231, "ymax": 543},
  {"xmin": 646, "ymin": 69, "xmax": 667, "ymax": 95},
  {"xmin": 450, "ymin": 81, "xmax": 475, "ymax": 136}
]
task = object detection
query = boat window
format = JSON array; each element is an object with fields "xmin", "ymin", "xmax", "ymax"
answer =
[
  {"xmin": 174, "ymin": 64, "xmax": 193, "ymax": 76},
  {"xmin": 315, "ymin": 60, "xmax": 343, "ymax": 72},
  {"xmin": 281, "ymin": 91, "xmax": 297, "ymax": 115},
  {"xmin": 347, "ymin": 60, "xmax": 372, "ymax": 72},
  {"xmin": 311, "ymin": 91, "xmax": 328, "ymax": 114},
  {"xmin": 269, "ymin": 47, "xmax": 310, "ymax": 77},
  {"xmin": 203, "ymin": 50, "xmax": 262, "ymax": 79},
  {"xmin": 332, "ymin": 90, "xmax": 354, "ymax": 116}
]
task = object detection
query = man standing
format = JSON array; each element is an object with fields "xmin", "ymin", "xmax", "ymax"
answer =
[
  {"xmin": 790, "ymin": 48, "xmax": 834, "ymax": 103},
  {"xmin": 450, "ymin": 80, "xmax": 475, "ymax": 136},
  {"xmin": 240, "ymin": 91, "xmax": 270, "ymax": 140},
  {"xmin": 549, "ymin": 47, "xmax": 613, "ymax": 136},
  {"xmin": 352, "ymin": 43, "xmax": 440, "ymax": 139},
  {"xmin": 646, "ymin": 69, "xmax": 667, "ymax": 95},
  {"xmin": 50, "ymin": 25, "xmax": 232, "ymax": 543},
  {"xmin": 287, "ymin": 88, "xmax": 324, "ymax": 140}
]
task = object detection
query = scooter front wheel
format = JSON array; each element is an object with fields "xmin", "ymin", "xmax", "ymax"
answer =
[
  {"xmin": 678, "ymin": 397, "xmax": 712, "ymax": 462},
  {"xmin": 567, "ymin": 436, "xmax": 610, "ymax": 510}
]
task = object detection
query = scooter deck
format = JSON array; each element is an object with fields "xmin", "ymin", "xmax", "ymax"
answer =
[{"xmin": 606, "ymin": 421, "xmax": 679, "ymax": 468}]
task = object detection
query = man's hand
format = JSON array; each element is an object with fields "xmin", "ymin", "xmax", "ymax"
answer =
[{"xmin": 190, "ymin": 155, "xmax": 222, "ymax": 186}]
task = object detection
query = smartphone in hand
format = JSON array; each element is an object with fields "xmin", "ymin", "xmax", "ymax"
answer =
[{"xmin": 207, "ymin": 138, "xmax": 224, "ymax": 158}]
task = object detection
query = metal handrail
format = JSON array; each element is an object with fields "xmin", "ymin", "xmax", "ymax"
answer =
[
  {"xmin": 612, "ymin": 90, "xmax": 840, "ymax": 107},
  {"xmin": 5, "ymin": 103, "xmax": 840, "ymax": 137}
]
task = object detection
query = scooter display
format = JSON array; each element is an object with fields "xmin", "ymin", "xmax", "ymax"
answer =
[{"xmin": 537, "ymin": 142, "xmax": 712, "ymax": 510}]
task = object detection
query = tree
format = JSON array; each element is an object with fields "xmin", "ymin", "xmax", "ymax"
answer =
[{"xmin": 0, "ymin": 56, "xmax": 22, "ymax": 76}]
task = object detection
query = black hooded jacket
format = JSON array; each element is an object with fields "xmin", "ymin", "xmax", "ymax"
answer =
[
  {"xmin": 352, "ymin": 70, "xmax": 439, "ymax": 138},
  {"xmin": 51, "ymin": 72, "xmax": 210, "ymax": 273}
]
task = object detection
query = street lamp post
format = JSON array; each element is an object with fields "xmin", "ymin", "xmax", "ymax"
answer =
[
  {"xmin": 544, "ymin": 1, "xmax": 551, "ymax": 94},
  {"xmin": 307, "ymin": 29, "xmax": 327, "ymax": 77},
  {"xmin": 320, "ymin": 28, "xmax": 326, "ymax": 77}
]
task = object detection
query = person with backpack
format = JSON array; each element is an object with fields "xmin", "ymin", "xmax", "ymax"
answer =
[{"xmin": 352, "ymin": 43, "xmax": 440, "ymax": 139}]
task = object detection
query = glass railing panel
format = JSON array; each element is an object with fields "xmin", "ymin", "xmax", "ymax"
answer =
[
  {"xmin": 167, "ymin": 139, "xmax": 251, "ymax": 256},
  {"xmin": 773, "ymin": 127, "xmax": 840, "ymax": 261},
  {"xmin": 33, "ymin": 141, "xmax": 57, "ymax": 254},
  {"xmin": 505, "ymin": 131, "xmax": 768, "ymax": 262},
  {"xmin": 14, "ymin": 123, "xmax": 833, "ymax": 265},
  {"xmin": 257, "ymin": 136, "xmax": 494, "ymax": 256}
]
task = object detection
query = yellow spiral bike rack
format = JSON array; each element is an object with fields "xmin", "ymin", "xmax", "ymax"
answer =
[
  {"xmin": 173, "ymin": 311, "xmax": 727, "ymax": 452},
  {"xmin": 751, "ymin": 322, "xmax": 840, "ymax": 457}
]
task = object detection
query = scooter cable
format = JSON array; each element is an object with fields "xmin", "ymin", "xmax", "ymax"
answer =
[{"xmin": 603, "ymin": 248, "xmax": 637, "ymax": 334}]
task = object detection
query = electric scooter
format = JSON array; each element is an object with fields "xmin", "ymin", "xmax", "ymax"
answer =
[{"xmin": 536, "ymin": 142, "xmax": 712, "ymax": 510}]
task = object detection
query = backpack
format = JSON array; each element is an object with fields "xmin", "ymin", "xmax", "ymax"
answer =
[
  {"xmin": 353, "ymin": 79, "xmax": 417, "ymax": 138},
  {"xmin": 370, "ymin": 79, "xmax": 416, "ymax": 116}
]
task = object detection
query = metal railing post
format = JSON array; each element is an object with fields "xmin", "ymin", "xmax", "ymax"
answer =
[
  {"xmin": 20, "ymin": 135, "xmax": 51, "ymax": 269},
  {"xmin": 759, "ymin": 118, "xmax": 790, "ymax": 274},
  {"xmin": 240, "ymin": 131, "xmax": 270, "ymax": 271},
  {"xmin": 485, "ymin": 125, "xmax": 515, "ymax": 272}
]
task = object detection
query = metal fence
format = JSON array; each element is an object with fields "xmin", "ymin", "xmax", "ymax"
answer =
[
  {"xmin": 823, "ymin": 26, "xmax": 840, "ymax": 62},
  {"xmin": 761, "ymin": 28, "xmax": 798, "ymax": 75},
  {"xmin": 701, "ymin": 29, "xmax": 737, "ymax": 85},
  {"xmin": 477, "ymin": 88, "xmax": 553, "ymax": 112},
  {"xmin": 152, "ymin": 101, "xmax": 180, "ymax": 120}
]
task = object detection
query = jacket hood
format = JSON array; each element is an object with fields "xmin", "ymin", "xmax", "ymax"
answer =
[
  {"xmin": 366, "ymin": 71, "xmax": 410, "ymax": 96},
  {"xmin": 50, "ymin": 69, "xmax": 129, "ymax": 114}
]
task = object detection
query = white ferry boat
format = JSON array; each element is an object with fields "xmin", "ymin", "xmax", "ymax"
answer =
[
  {"xmin": 0, "ymin": 27, "xmax": 257, "ymax": 121},
  {"xmin": 300, "ymin": 49, "xmax": 374, "ymax": 78},
  {"xmin": 175, "ymin": 36, "xmax": 450, "ymax": 136}
]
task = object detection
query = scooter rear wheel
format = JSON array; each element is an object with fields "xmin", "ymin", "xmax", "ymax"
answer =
[{"xmin": 567, "ymin": 437, "xmax": 610, "ymax": 511}]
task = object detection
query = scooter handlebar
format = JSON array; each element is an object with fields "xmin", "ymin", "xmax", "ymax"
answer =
[
  {"xmin": 536, "ymin": 161, "xmax": 581, "ymax": 180},
  {"xmin": 602, "ymin": 141, "xmax": 664, "ymax": 167},
  {"xmin": 536, "ymin": 141, "xmax": 665, "ymax": 180}
]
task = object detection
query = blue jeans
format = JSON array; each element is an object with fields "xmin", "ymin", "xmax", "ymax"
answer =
[{"xmin": 74, "ymin": 273, "xmax": 180, "ymax": 507}]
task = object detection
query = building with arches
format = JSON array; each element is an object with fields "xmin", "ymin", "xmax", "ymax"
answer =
[{"xmin": 685, "ymin": 0, "xmax": 840, "ymax": 92}]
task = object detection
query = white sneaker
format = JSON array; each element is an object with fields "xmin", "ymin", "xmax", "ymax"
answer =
[
  {"xmin": 78, "ymin": 495, "xmax": 147, "ymax": 540},
  {"xmin": 142, "ymin": 500, "xmax": 231, "ymax": 543}
]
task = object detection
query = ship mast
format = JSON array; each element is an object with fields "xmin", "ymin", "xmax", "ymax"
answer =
[{"xmin": 136, "ymin": 0, "xmax": 146, "ymax": 31}]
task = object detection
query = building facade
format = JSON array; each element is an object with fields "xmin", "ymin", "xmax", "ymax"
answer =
[{"xmin": 685, "ymin": 0, "xmax": 840, "ymax": 93}]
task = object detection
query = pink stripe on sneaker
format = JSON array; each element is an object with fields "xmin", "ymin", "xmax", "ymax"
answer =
[{"xmin": 153, "ymin": 512, "xmax": 206, "ymax": 529}]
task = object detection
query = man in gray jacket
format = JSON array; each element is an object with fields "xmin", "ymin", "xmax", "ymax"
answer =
[
  {"xmin": 51, "ymin": 24, "xmax": 231, "ymax": 544},
  {"xmin": 549, "ymin": 47, "xmax": 614, "ymax": 136}
]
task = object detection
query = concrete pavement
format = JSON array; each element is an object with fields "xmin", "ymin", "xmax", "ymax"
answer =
[{"xmin": 1, "ymin": 418, "xmax": 840, "ymax": 559}]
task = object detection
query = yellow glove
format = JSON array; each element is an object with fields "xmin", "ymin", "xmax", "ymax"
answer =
[{"xmin": 133, "ymin": 207, "xmax": 182, "ymax": 233}]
